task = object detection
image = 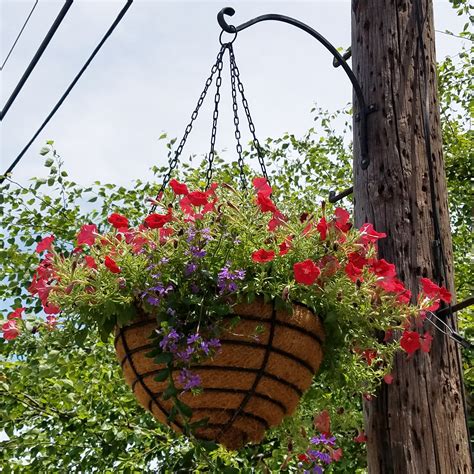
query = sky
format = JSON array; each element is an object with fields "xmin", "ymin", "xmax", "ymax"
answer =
[{"xmin": 0, "ymin": 0, "xmax": 469, "ymax": 188}]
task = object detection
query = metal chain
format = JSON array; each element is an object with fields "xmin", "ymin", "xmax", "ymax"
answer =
[
  {"xmin": 205, "ymin": 46, "xmax": 225, "ymax": 189},
  {"xmin": 152, "ymin": 45, "xmax": 227, "ymax": 211},
  {"xmin": 229, "ymin": 47, "xmax": 247, "ymax": 189},
  {"xmin": 228, "ymin": 44, "xmax": 269, "ymax": 183}
]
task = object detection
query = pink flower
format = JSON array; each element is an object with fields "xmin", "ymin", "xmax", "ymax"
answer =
[
  {"xmin": 36, "ymin": 235, "xmax": 55, "ymax": 253},
  {"xmin": 2, "ymin": 320, "xmax": 20, "ymax": 340},
  {"xmin": 77, "ymin": 224, "xmax": 98, "ymax": 246}
]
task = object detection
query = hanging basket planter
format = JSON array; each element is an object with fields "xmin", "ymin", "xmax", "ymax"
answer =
[
  {"xmin": 115, "ymin": 298, "xmax": 324, "ymax": 449},
  {"xmin": 22, "ymin": 18, "xmax": 451, "ymax": 462}
]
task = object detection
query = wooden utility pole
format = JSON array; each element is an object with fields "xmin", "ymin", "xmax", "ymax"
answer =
[{"xmin": 351, "ymin": 0, "xmax": 472, "ymax": 472}]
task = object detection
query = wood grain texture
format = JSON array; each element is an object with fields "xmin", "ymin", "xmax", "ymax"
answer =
[
  {"xmin": 351, "ymin": 0, "xmax": 471, "ymax": 472},
  {"xmin": 115, "ymin": 298, "xmax": 325, "ymax": 449}
]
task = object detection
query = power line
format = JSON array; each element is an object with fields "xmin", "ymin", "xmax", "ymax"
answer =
[
  {"xmin": 0, "ymin": 0, "xmax": 134, "ymax": 184},
  {"xmin": 1, "ymin": 0, "xmax": 74, "ymax": 121},
  {"xmin": 0, "ymin": 0, "xmax": 39, "ymax": 71}
]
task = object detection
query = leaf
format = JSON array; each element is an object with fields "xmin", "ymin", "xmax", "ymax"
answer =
[
  {"xmin": 153, "ymin": 352, "xmax": 173, "ymax": 365},
  {"xmin": 163, "ymin": 385, "xmax": 178, "ymax": 400},
  {"xmin": 153, "ymin": 368, "xmax": 170, "ymax": 382},
  {"xmin": 175, "ymin": 399, "xmax": 192, "ymax": 418},
  {"xmin": 39, "ymin": 147, "xmax": 50, "ymax": 156}
]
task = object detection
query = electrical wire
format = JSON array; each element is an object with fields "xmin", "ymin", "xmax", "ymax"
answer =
[
  {"xmin": 1, "ymin": 0, "xmax": 74, "ymax": 120},
  {"xmin": 0, "ymin": 0, "xmax": 133, "ymax": 184},
  {"xmin": 1, "ymin": 0, "xmax": 39, "ymax": 71}
]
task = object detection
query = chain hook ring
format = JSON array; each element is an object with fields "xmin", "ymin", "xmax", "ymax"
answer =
[{"xmin": 219, "ymin": 28, "xmax": 237, "ymax": 46}]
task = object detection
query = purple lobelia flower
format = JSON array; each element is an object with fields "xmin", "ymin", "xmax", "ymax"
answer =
[
  {"xmin": 308, "ymin": 450, "xmax": 332, "ymax": 465},
  {"xmin": 310, "ymin": 434, "xmax": 336, "ymax": 446},
  {"xmin": 178, "ymin": 368, "xmax": 201, "ymax": 391},
  {"xmin": 187, "ymin": 333, "xmax": 200, "ymax": 345},
  {"xmin": 176, "ymin": 346, "xmax": 194, "ymax": 363},
  {"xmin": 184, "ymin": 262, "xmax": 198, "ymax": 276},
  {"xmin": 190, "ymin": 246, "xmax": 206, "ymax": 258},
  {"xmin": 159, "ymin": 328, "xmax": 180, "ymax": 352},
  {"xmin": 217, "ymin": 264, "xmax": 246, "ymax": 294}
]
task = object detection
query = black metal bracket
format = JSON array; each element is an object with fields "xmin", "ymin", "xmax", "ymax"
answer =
[{"xmin": 217, "ymin": 7, "xmax": 371, "ymax": 170}]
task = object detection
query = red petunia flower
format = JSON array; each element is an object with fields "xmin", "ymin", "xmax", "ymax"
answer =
[
  {"xmin": 400, "ymin": 330, "xmax": 421, "ymax": 355},
  {"xmin": 370, "ymin": 259, "xmax": 397, "ymax": 278},
  {"xmin": 252, "ymin": 249, "xmax": 275, "ymax": 263},
  {"xmin": 420, "ymin": 332, "xmax": 433, "ymax": 353},
  {"xmin": 334, "ymin": 207, "xmax": 351, "ymax": 232},
  {"xmin": 84, "ymin": 256, "xmax": 97, "ymax": 269},
  {"xmin": 383, "ymin": 374, "xmax": 394, "ymax": 384},
  {"xmin": 313, "ymin": 410, "xmax": 331, "ymax": 435},
  {"xmin": 279, "ymin": 238, "xmax": 292, "ymax": 256},
  {"xmin": 348, "ymin": 252, "xmax": 368, "ymax": 269},
  {"xmin": 144, "ymin": 208, "xmax": 172, "ymax": 229},
  {"xmin": 345, "ymin": 262, "xmax": 363, "ymax": 282},
  {"xmin": 294, "ymin": 259, "xmax": 320, "ymax": 285},
  {"xmin": 77, "ymin": 224, "xmax": 98, "ymax": 246},
  {"xmin": 104, "ymin": 256, "xmax": 121, "ymax": 274},
  {"xmin": 252, "ymin": 177, "xmax": 272, "ymax": 197},
  {"xmin": 169, "ymin": 179, "xmax": 189, "ymax": 195},
  {"xmin": 318, "ymin": 255, "xmax": 340, "ymax": 279},
  {"xmin": 187, "ymin": 191, "xmax": 208, "ymax": 207},
  {"xmin": 256, "ymin": 192, "xmax": 277, "ymax": 213},
  {"xmin": 354, "ymin": 430, "xmax": 368, "ymax": 443},
  {"xmin": 8, "ymin": 308, "xmax": 25, "ymax": 320},
  {"xmin": 108, "ymin": 213, "xmax": 129, "ymax": 230},
  {"xmin": 268, "ymin": 211, "xmax": 286, "ymax": 231},
  {"xmin": 316, "ymin": 217, "xmax": 328, "ymax": 241},
  {"xmin": 43, "ymin": 301, "xmax": 60, "ymax": 315},
  {"xmin": 36, "ymin": 235, "xmax": 55, "ymax": 253},
  {"xmin": 332, "ymin": 448, "xmax": 343, "ymax": 461},
  {"xmin": 420, "ymin": 278, "xmax": 451, "ymax": 303},
  {"xmin": 2, "ymin": 320, "xmax": 20, "ymax": 340},
  {"xmin": 362, "ymin": 349, "xmax": 377, "ymax": 366},
  {"xmin": 297, "ymin": 453, "xmax": 309, "ymax": 463},
  {"xmin": 358, "ymin": 223, "xmax": 387, "ymax": 245}
]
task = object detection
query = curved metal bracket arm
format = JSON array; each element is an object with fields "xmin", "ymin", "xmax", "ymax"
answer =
[{"xmin": 218, "ymin": 7, "xmax": 370, "ymax": 170}]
